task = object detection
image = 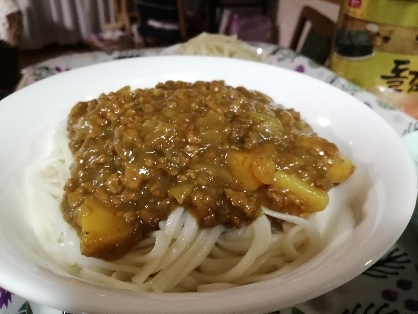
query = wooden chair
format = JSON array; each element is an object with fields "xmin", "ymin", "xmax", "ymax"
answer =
[
  {"xmin": 290, "ymin": 5, "xmax": 336, "ymax": 64},
  {"xmin": 105, "ymin": 0, "xmax": 141, "ymax": 37},
  {"xmin": 134, "ymin": 0, "xmax": 197, "ymax": 46}
]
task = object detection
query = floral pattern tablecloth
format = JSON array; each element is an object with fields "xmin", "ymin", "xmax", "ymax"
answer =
[{"xmin": 1, "ymin": 46, "xmax": 418, "ymax": 314}]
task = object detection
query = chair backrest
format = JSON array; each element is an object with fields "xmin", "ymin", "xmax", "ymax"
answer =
[
  {"xmin": 106, "ymin": 0, "xmax": 140, "ymax": 36},
  {"xmin": 290, "ymin": 6, "xmax": 336, "ymax": 64}
]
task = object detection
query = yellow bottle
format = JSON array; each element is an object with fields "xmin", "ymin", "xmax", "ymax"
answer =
[{"xmin": 329, "ymin": 0, "xmax": 418, "ymax": 118}]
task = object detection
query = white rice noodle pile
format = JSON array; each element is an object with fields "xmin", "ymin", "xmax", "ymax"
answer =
[
  {"xmin": 161, "ymin": 32, "xmax": 272, "ymax": 63},
  {"xmin": 29, "ymin": 121, "xmax": 321, "ymax": 293}
]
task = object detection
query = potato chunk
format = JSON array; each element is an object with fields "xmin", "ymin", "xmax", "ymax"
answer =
[
  {"xmin": 78, "ymin": 197, "xmax": 137, "ymax": 260},
  {"xmin": 227, "ymin": 149, "xmax": 277, "ymax": 191},
  {"xmin": 251, "ymin": 155, "xmax": 276, "ymax": 184},
  {"xmin": 328, "ymin": 155, "xmax": 355, "ymax": 184},
  {"xmin": 273, "ymin": 170, "xmax": 329, "ymax": 213},
  {"xmin": 226, "ymin": 150, "xmax": 263, "ymax": 191}
]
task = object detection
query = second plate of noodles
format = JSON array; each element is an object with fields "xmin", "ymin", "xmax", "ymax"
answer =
[{"xmin": 159, "ymin": 33, "xmax": 272, "ymax": 63}]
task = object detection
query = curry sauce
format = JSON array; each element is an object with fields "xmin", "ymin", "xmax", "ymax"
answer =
[{"xmin": 61, "ymin": 81, "xmax": 354, "ymax": 260}]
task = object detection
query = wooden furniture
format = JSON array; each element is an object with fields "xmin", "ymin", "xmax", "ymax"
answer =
[
  {"xmin": 90, "ymin": 0, "xmax": 141, "ymax": 51},
  {"xmin": 290, "ymin": 5, "xmax": 336, "ymax": 64},
  {"xmin": 208, "ymin": 0, "xmax": 279, "ymax": 44},
  {"xmin": 135, "ymin": 0, "xmax": 196, "ymax": 46},
  {"xmin": 105, "ymin": 0, "xmax": 140, "ymax": 36},
  {"xmin": 94, "ymin": 0, "xmax": 201, "ymax": 49},
  {"xmin": 0, "ymin": 4, "xmax": 22, "ymax": 94}
]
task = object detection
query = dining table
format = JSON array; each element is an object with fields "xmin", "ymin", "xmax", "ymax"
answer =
[{"xmin": 1, "ymin": 43, "xmax": 418, "ymax": 314}]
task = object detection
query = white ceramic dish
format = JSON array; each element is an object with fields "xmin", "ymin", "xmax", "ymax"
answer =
[
  {"xmin": 402, "ymin": 131, "xmax": 418, "ymax": 231},
  {"xmin": 0, "ymin": 56, "xmax": 416, "ymax": 314}
]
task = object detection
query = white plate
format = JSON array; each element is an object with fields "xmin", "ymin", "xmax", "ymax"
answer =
[{"xmin": 0, "ymin": 56, "xmax": 416, "ymax": 314}]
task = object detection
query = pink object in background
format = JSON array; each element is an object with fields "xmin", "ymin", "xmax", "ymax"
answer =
[
  {"xmin": 222, "ymin": 11, "xmax": 272, "ymax": 43},
  {"xmin": 239, "ymin": 15, "xmax": 272, "ymax": 42}
]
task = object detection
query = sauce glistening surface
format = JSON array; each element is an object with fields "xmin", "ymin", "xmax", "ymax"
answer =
[{"xmin": 61, "ymin": 81, "xmax": 354, "ymax": 260}]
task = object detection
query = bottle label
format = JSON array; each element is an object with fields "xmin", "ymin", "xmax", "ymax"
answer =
[{"xmin": 329, "ymin": 0, "xmax": 418, "ymax": 117}]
